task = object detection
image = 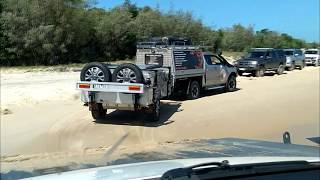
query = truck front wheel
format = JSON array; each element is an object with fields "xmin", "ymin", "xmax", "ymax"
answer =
[
  {"xmin": 254, "ymin": 67, "xmax": 265, "ymax": 77},
  {"xmin": 225, "ymin": 75, "xmax": 237, "ymax": 92},
  {"xmin": 91, "ymin": 103, "xmax": 106, "ymax": 120},
  {"xmin": 187, "ymin": 81, "xmax": 201, "ymax": 100}
]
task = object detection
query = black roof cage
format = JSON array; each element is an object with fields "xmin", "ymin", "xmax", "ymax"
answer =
[{"xmin": 136, "ymin": 37, "xmax": 219, "ymax": 53}]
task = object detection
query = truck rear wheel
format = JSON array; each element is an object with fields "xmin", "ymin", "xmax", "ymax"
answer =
[
  {"xmin": 276, "ymin": 64, "xmax": 285, "ymax": 75},
  {"xmin": 299, "ymin": 61, "xmax": 305, "ymax": 70},
  {"xmin": 91, "ymin": 103, "xmax": 106, "ymax": 120},
  {"xmin": 80, "ymin": 62, "xmax": 111, "ymax": 82},
  {"xmin": 112, "ymin": 63, "xmax": 144, "ymax": 83},
  {"xmin": 149, "ymin": 97, "xmax": 160, "ymax": 122},
  {"xmin": 148, "ymin": 90, "xmax": 161, "ymax": 122},
  {"xmin": 187, "ymin": 81, "xmax": 200, "ymax": 100}
]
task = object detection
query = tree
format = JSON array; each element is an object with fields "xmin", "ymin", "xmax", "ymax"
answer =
[
  {"xmin": 95, "ymin": 8, "xmax": 136, "ymax": 60},
  {"xmin": 222, "ymin": 24, "xmax": 254, "ymax": 51},
  {"xmin": 0, "ymin": 0, "xmax": 314, "ymax": 66},
  {"xmin": 123, "ymin": 0, "xmax": 139, "ymax": 18}
]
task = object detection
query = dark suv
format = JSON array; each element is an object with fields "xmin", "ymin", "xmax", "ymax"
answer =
[{"xmin": 235, "ymin": 48, "xmax": 286, "ymax": 77}]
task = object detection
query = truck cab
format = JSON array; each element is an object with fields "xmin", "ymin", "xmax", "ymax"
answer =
[
  {"xmin": 136, "ymin": 37, "xmax": 238, "ymax": 99},
  {"xmin": 203, "ymin": 52, "xmax": 236, "ymax": 88}
]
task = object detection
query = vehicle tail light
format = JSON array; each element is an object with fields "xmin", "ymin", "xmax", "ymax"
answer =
[
  {"xmin": 79, "ymin": 84, "xmax": 90, "ymax": 89},
  {"xmin": 128, "ymin": 86, "xmax": 141, "ymax": 91}
]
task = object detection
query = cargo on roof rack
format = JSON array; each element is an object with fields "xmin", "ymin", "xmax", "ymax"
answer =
[{"xmin": 137, "ymin": 36, "xmax": 192, "ymax": 47}]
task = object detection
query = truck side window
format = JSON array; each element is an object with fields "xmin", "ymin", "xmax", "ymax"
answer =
[
  {"xmin": 298, "ymin": 50, "xmax": 302, "ymax": 55},
  {"xmin": 204, "ymin": 55, "xmax": 212, "ymax": 65},
  {"xmin": 211, "ymin": 56, "xmax": 222, "ymax": 65},
  {"xmin": 204, "ymin": 55, "xmax": 222, "ymax": 65},
  {"xmin": 265, "ymin": 51, "xmax": 271, "ymax": 58},
  {"xmin": 271, "ymin": 51, "xmax": 277, "ymax": 58}
]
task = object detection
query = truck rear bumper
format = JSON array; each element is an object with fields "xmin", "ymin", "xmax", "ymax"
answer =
[
  {"xmin": 77, "ymin": 82, "xmax": 153, "ymax": 109},
  {"xmin": 76, "ymin": 81, "xmax": 145, "ymax": 94}
]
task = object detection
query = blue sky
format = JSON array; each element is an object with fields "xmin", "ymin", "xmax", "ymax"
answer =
[{"xmin": 96, "ymin": 0, "xmax": 320, "ymax": 42}]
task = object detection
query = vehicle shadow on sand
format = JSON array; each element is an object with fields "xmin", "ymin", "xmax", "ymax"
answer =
[
  {"xmin": 241, "ymin": 72, "xmax": 287, "ymax": 77},
  {"xmin": 170, "ymin": 88, "xmax": 241, "ymax": 101},
  {"xmin": 94, "ymin": 88, "xmax": 241, "ymax": 127},
  {"xmin": 94, "ymin": 102, "xmax": 181, "ymax": 127},
  {"xmin": 201, "ymin": 88, "xmax": 241, "ymax": 97}
]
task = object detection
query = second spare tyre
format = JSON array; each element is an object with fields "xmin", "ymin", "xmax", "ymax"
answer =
[
  {"xmin": 112, "ymin": 63, "xmax": 144, "ymax": 83},
  {"xmin": 80, "ymin": 62, "xmax": 111, "ymax": 82}
]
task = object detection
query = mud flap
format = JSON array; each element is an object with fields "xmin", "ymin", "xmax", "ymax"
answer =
[{"xmin": 88, "ymin": 92, "xmax": 96, "ymax": 111}]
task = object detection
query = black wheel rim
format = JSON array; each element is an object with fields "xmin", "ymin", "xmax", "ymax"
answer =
[
  {"xmin": 228, "ymin": 78, "xmax": 236, "ymax": 89},
  {"xmin": 191, "ymin": 85, "xmax": 199, "ymax": 98}
]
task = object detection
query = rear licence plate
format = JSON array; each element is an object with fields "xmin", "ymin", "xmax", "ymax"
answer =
[
  {"xmin": 239, "ymin": 68, "xmax": 246, "ymax": 71},
  {"xmin": 93, "ymin": 84, "xmax": 110, "ymax": 89}
]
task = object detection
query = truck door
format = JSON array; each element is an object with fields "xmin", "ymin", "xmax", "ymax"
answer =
[
  {"xmin": 292, "ymin": 50, "xmax": 298, "ymax": 62},
  {"xmin": 264, "ymin": 51, "xmax": 273, "ymax": 69},
  {"xmin": 204, "ymin": 55, "xmax": 226, "ymax": 86},
  {"xmin": 271, "ymin": 50, "xmax": 279, "ymax": 68}
]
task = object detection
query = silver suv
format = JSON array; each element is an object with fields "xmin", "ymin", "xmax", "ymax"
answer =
[{"xmin": 283, "ymin": 49, "xmax": 305, "ymax": 70}]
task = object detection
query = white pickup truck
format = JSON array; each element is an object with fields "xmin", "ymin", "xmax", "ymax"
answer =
[
  {"xmin": 77, "ymin": 37, "xmax": 237, "ymax": 122},
  {"xmin": 304, "ymin": 49, "xmax": 320, "ymax": 66}
]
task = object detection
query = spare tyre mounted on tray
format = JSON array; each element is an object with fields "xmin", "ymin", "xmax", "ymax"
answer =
[
  {"xmin": 112, "ymin": 63, "xmax": 144, "ymax": 83},
  {"xmin": 112, "ymin": 63, "xmax": 160, "ymax": 122},
  {"xmin": 80, "ymin": 62, "xmax": 111, "ymax": 82},
  {"xmin": 80, "ymin": 62, "xmax": 111, "ymax": 120}
]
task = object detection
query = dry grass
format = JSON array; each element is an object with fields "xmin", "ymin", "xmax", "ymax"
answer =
[
  {"xmin": 1, "ymin": 60, "xmax": 134, "ymax": 73},
  {"xmin": 0, "ymin": 52, "xmax": 245, "ymax": 73}
]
